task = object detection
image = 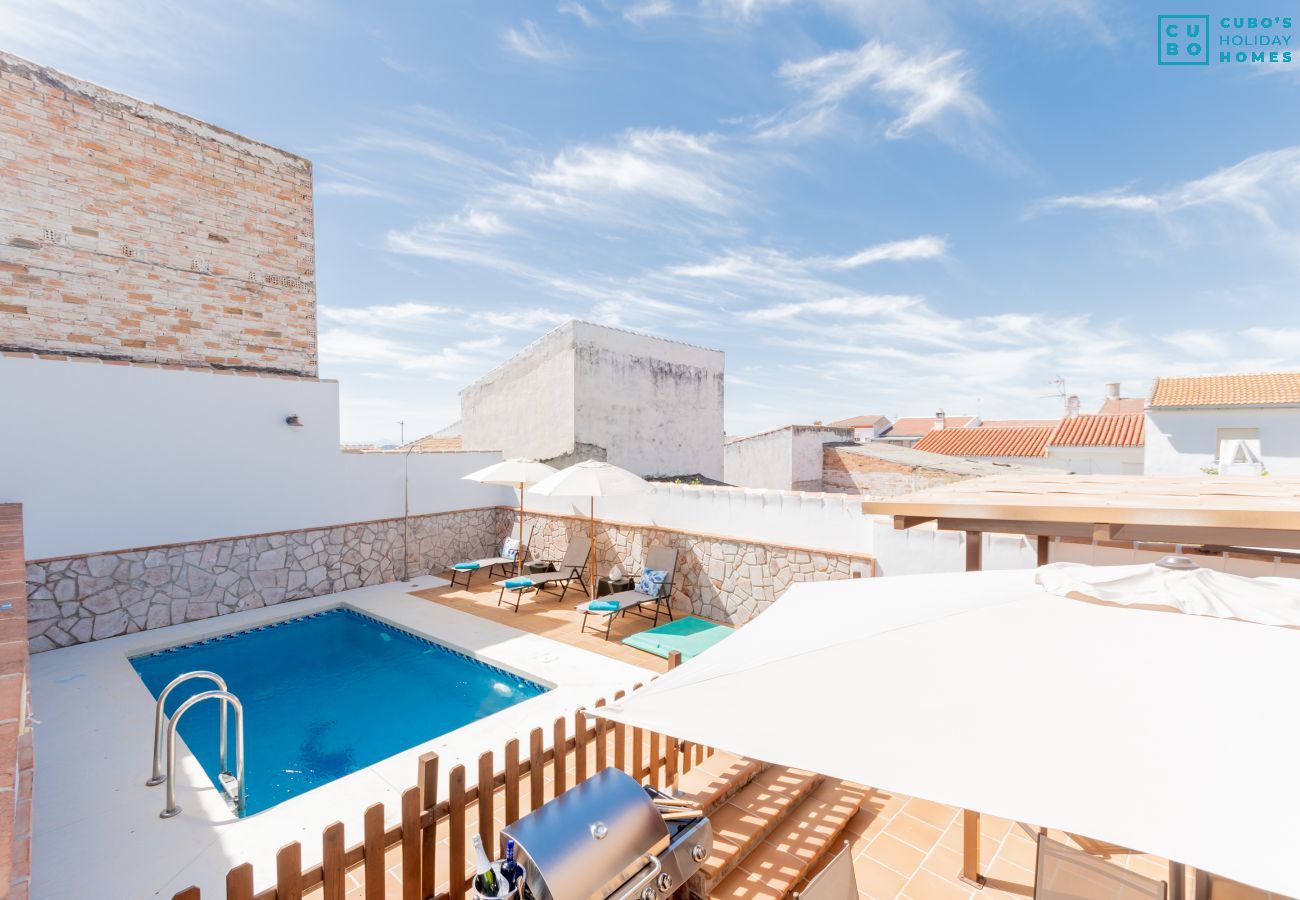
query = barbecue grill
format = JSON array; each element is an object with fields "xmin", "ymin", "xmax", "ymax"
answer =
[{"xmin": 500, "ymin": 767, "xmax": 713, "ymax": 900}]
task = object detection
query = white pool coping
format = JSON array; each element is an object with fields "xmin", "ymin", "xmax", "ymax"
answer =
[{"xmin": 29, "ymin": 577, "xmax": 655, "ymax": 899}]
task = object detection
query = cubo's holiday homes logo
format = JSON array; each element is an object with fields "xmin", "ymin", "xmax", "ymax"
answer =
[{"xmin": 1159, "ymin": 14, "xmax": 1294, "ymax": 65}]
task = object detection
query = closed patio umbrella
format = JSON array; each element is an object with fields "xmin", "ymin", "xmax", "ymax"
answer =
[
  {"xmin": 462, "ymin": 459, "xmax": 558, "ymax": 575},
  {"xmin": 594, "ymin": 561, "xmax": 1300, "ymax": 897},
  {"xmin": 527, "ymin": 460, "xmax": 650, "ymax": 601}
]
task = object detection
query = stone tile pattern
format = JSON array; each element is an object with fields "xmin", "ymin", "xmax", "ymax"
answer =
[
  {"xmin": 0, "ymin": 50, "xmax": 317, "ymax": 376},
  {"xmin": 521, "ymin": 512, "xmax": 873, "ymax": 625},
  {"xmin": 0, "ymin": 504, "xmax": 33, "ymax": 899},
  {"xmin": 25, "ymin": 507, "xmax": 511, "ymax": 653}
]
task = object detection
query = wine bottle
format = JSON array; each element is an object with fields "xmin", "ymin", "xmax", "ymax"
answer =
[
  {"xmin": 502, "ymin": 839, "xmax": 520, "ymax": 892},
  {"xmin": 472, "ymin": 834, "xmax": 499, "ymax": 897}
]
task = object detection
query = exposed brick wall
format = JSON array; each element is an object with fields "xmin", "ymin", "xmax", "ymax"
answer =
[
  {"xmin": 822, "ymin": 446, "xmax": 970, "ymax": 496},
  {"xmin": 0, "ymin": 504, "xmax": 33, "ymax": 899},
  {"xmin": 0, "ymin": 51, "xmax": 317, "ymax": 375}
]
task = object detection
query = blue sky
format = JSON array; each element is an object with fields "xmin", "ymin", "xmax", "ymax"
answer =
[{"xmin": 6, "ymin": 1, "xmax": 1300, "ymax": 442}]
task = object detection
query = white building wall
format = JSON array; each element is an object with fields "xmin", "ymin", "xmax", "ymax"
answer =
[
  {"xmin": 723, "ymin": 431, "xmax": 793, "ymax": 490},
  {"xmin": 571, "ymin": 324, "xmax": 724, "ymax": 479},
  {"xmin": 1145, "ymin": 408, "xmax": 1300, "ymax": 475},
  {"xmin": 0, "ymin": 357, "xmax": 510, "ymax": 559},
  {"xmin": 459, "ymin": 334, "xmax": 576, "ymax": 460},
  {"xmin": 1044, "ymin": 446, "xmax": 1144, "ymax": 475}
]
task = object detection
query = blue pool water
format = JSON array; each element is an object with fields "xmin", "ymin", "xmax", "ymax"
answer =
[{"xmin": 131, "ymin": 608, "xmax": 548, "ymax": 816}]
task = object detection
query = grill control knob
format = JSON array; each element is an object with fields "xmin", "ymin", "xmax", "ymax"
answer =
[
  {"xmin": 641, "ymin": 887, "xmax": 657, "ymax": 900},
  {"xmin": 657, "ymin": 872, "xmax": 673, "ymax": 892},
  {"xmin": 691, "ymin": 844, "xmax": 707, "ymax": 862},
  {"xmin": 590, "ymin": 822, "xmax": 608, "ymax": 840}
]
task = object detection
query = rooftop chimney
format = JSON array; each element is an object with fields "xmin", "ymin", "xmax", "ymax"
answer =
[
  {"xmin": 1066, "ymin": 395, "xmax": 1081, "ymax": 419},
  {"xmin": 934, "ymin": 409, "xmax": 946, "ymax": 430},
  {"xmin": 1106, "ymin": 382, "xmax": 1121, "ymax": 399}
]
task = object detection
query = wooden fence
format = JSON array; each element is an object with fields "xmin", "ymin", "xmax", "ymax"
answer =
[{"xmin": 173, "ymin": 655, "xmax": 706, "ymax": 900}]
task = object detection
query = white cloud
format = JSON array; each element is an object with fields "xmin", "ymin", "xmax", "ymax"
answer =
[
  {"xmin": 828, "ymin": 235, "xmax": 947, "ymax": 268},
  {"xmin": 557, "ymin": 1, "xmax": 596, "ymax": 26},
  {"xmin": 315, "ymin": 180, "xmax": 403, "ymax": 201},
  {"xmin": 761, "ymin": 40, "xmax": 991, "ymax": 144},
  {"xmin": 319, "ymin": 303, "xmax": 451, "ymax": 328},
  {"xmin": 744, "ymin": 294, "xmax": 920, "ymax": 321},
  {"xmin": 502, "ymin": 20, "xmax": 568, "ymax": 63},
  {"xmin": 624, "ymin": 0, "xmax": 674, "ymax": 24},
  {"xmin": 1044, "ymin": 147, "xmax": 1300, "ymax": 217}
]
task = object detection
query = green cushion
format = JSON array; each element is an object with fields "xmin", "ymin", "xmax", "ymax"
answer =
[{"xmin": 621, "ymin": 616, "xmax": 732, "ymax": 661}]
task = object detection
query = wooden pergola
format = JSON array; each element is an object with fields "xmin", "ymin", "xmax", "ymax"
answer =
[{"xmin": 862, "ymin": 472, "xmax": 1300, "ymax": 894}]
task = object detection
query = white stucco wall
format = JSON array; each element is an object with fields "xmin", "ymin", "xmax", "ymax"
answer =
[
  {"xmin": 0, "ymin": 356, "xmax": 510, "ymax": 559},
  {"xmin": 459, "ymin": 332, "xmax": 576, "ymax": 459},
  {"xmin": 725, "ymin": 426, "xmax": 852, "ymax": 490},
  {"xmin": 460, "ymin": 321, "xmax": 724, "ymax": 479},
  {"xmin": 1044, "ymin": 446, "xmax": 1144, "ymax": 475},
  {"xmin": 571, "ymin": 323, "xmax": 724, "ymax": 479},
  {"xmin": 1145, "ymin": 408, "xmax": 1300, "ymax": 475},
  {"xmin": 723, "ymin": 430, "xmax": 792, "ymax": 490}
]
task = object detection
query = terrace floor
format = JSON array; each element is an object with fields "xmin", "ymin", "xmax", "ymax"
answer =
[{"xmin": 410, "ymin": 570, "xmax": 725, "ymax": 674}]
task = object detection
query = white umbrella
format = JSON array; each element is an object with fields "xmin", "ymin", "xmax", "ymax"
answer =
[
  {"xmin": 463, "ymin": 459, "xmax": 558, "ymax": 575},
  {"xmin": 527, "ymin": 460, "xmax": 651, "ymax": 600},
  {"xmin": 594, "ymin": 565, "xmax": 1300, "ymax": 897}
]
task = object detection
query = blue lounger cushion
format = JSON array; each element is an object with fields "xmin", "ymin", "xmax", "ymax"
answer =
[
  {"xmin": 504, "ymin": 577, "xmax": 534, "ymax": 589},
  {"xmin": 454, "ymin": 562, "xmax": 481, "ymax": 571},
  {"xmin": 587, "ymin": 599, "xmax": 620, "ymax": 612}
]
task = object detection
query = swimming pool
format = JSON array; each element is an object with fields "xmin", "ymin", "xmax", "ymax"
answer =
[{"xmin": 131, "ymin": 607, "xmax": 548, "ymax": 816}]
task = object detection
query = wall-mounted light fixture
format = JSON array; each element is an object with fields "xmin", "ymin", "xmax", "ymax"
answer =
[{"xmin": 285, "ymin": 415, "xmax": 303, "ymax": 427}]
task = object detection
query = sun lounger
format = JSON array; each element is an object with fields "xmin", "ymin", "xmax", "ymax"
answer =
[
  {"xmin": 578, "ymin": 547, "xmax": 677, "ymax": 640},
  {"xmin": 794, "ymin": 841, "xmax": 856, "ymax": 900},
  {"xmin": 450, "ymin": 525, "xmax": 533, "ymax": 589},
  {"xmin": 494, "ymin": 535, "xmax": 592, "ymax": 611}
]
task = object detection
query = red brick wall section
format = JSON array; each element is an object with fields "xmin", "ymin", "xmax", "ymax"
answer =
[
  {"xmin": 0, "ymin": 504, "xmax": 32, "ymax": 899},
  {"xmin": 0, "ymin": 51, "xmax": 317, "ymax": 375}
]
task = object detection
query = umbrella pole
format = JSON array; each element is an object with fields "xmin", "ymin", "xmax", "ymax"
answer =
[
  {"xmin": 517, "ymin": 481, "xmax": 525, "ymax": 577},
  {"xmin": 589, "ymin": 496, "xmax": 596, "ymax": 602}
]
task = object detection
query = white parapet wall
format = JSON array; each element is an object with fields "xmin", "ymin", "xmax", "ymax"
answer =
[{"xmin": 0, "ymin": 355, "xmax": 511, "ymax": 559}]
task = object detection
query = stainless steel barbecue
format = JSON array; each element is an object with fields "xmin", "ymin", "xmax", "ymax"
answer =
[{"xmin": 500, "ymin": 767, "xmax": 713, "ymax": 900}]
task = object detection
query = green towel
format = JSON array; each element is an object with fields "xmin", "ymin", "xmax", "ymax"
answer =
[{"xmin": 622, "ymin": 616, "xmax": 732, "ymax": 661}]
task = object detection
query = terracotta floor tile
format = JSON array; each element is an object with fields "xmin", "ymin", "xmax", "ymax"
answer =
[
  {"xmin": 854, "ymin": 853, "xmax": 911, "ymax": 900},
  {"xmin": 886, "ymin": 812, "xmax": 944, "ymax": 852},
  {"xmin": 903, "ymin": 867, "xmax": 976, "ymax": 900},
  {"xmin": 866, "ymin": 832, "xmax": 927, "ymax": 878},
  {"xmin": 903, "ymin": 796, "xmax": 959, "ymax": 831},
  {"xmin": 735, "ymin": 841, "xmax": 805, "ymax": 893}
]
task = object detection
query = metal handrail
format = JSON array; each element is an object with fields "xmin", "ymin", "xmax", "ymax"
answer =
[
  {"xmin": 147, "ymin": 671, "xmax": 230, "ymax": 787},
  {"xmin": 160, "ymin": 689, "xmax": 245, "ymax": 819}
]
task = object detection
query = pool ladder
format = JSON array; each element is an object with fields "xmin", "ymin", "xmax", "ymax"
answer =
[{"xmin": 146, "ymin": 671, "xmax": 245, "ymax": 818}]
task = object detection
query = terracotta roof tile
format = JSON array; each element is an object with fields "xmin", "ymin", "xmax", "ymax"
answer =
[
  {"xmin": 1049, "ymin": 413, "xmax": 1145, "ymax": 448},
  {"xmin": 912, "ymin": 425, "xmax": 1052, "ymax": 458},
  {"xmin": 1150, "ymin": 371, "xmax": 1300, "ymax": 408},
  {"xmin": 1098, "ymin": 397, "xmax": 1145, "ymax": 416},
  {"xmin": 887, "ymin": 415, "xmax": 975, "ymax": 437},
  {"xmin": 828, "ymin": 414, "xmax": 888, "ymax": 428},
  {"xmin": 978, "ymin": 418, "xmax": 1060, "ymax": 428},
  {"xmin": 403, "ymin": 434, "xmax": 463, "ymax": 452}
]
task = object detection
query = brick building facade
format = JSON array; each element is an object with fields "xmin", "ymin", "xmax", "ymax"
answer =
[{"xmin": 0, "ymin": 51, "xmax": 317, "ymax": 375}]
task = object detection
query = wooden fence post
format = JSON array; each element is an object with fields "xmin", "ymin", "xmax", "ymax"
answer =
[
  {"xmin": 594, "ymin": 698, "xmax": 608, "ymax": 771},
  {"xmin": 529, "ymin": 728, "xmax": 545, "ymax": 812},
  {"xmin": 449, "ymin": 765, "xmax": 468, "ymax": 900},
  {"xmin": 228, "ymin": 861, "xmax": 255, "ymax": 900},
  {"xmin": 419, "ymin": 753, "xmax": 439, "ymax": 900},
  {"xmin": 321, "ymin": 823, "xmax": 345, "ymax": 900},
  {"xmin": 478, "ymin": 751, "xmax": 495, "ymax": 856},
  {"xmin": 364, "ymin": 803, "xmax": 385, "ymax": 900},
  {"xmin": 504, "ymin": 738, "xmax": 521, "ymax": 827},
  {"xmin": 552, "ymin": 717, "xmax": 567, "ymax": 797},
  {"xmin": 667, "ymin": 650, "xmax": 682, "ymax": 670},
  {"xmin": 574, "ymin": 709, "xmax": 589, "ymax": 783},
  {"xmin": 402, "ymin": 786, "xmax": 422, "ymax": 900},
  {"xmin": 277, "ymin": 842, "xmax": 304, "ymax": 900}
]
